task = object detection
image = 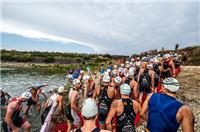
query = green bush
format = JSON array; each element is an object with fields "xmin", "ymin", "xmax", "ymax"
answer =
[{"xmin": 44, "ymin": 57, "xmax": 55, "ymax": 63}]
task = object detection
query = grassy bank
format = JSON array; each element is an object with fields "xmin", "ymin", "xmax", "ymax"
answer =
[{"xmin": 0, "ymin": 50, "xmax": 128, "ymax": 73}]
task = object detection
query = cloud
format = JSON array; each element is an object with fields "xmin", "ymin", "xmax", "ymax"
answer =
[{"xmin": 1, "ymin": 1, "xmax": 199, "ymax": 55}]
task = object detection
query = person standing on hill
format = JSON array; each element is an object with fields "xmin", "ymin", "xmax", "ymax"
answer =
[{"xmin": 140, "ymin": 77, "xmax": 195, "ymax": 132}]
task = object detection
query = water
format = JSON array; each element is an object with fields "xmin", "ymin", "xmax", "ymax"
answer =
[{"xmin": 1, "ymin": 68, "xmax": 66, "ymax": 132}]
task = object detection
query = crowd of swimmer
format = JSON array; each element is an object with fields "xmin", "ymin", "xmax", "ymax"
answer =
[{"xmin": 1, "ymin": 53, "xmax": 195, "ymax": 132}]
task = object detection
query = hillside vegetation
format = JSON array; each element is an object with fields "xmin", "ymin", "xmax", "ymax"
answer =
[{"xmin": 0, "ymin": 50, "xmax": 128, "ymax": 73}]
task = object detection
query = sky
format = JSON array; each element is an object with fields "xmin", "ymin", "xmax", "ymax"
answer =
[{"xmin": 1, "ymin": 0, "xmax": 200, "ymax": 55}]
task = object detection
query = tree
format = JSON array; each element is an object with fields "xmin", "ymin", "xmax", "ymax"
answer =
[
  {"xmin": 175, "ymin": 43, "xmax": 179, "ymax": 50},
  {"xmin": 162, "ymin": 46, "xmax": 165, "ymax": 51}
]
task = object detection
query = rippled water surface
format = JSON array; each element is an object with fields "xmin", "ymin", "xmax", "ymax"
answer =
[{"xmin": 1, "ymin": 68, "xmax": 66, "ymax": 132}]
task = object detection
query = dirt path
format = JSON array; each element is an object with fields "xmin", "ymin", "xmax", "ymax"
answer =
[{"xmin": 176, "ymin": 66, "xmax": 200, "ymax": 131}]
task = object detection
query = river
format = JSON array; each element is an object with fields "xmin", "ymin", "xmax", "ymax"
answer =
[{"xmin": 1, "ymin": 68, "xmax": 66, "ymax": 132}]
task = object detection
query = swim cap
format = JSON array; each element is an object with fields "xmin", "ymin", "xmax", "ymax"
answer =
[
  {"xmin": 114, "ymin": 76, "xmax": 122, "ymax": 83},
  {"xmin": 107, "ymin": 69, "xmax": 111, "ymax": 73},
  {"xmin": 126, "ymin": 61, "xmax": 129, "ymax": 64},
  {"xmin": 73, "ymin": 79, "xmax": 80, "ymax": 85},
  {"xmin": 164, "ymin": 54, "xmax": 171, "ymax": 59},
  {"xmin": 103, "ymin": 75, "xmax": 110, "ymax": 83},
  {"xmin": 103, "ymin": 71, "xmax": 109, "ymax": 76},
  {"xmin": 58, "ymin": 86, "xmax": 64, "ymax": 93},
  {"xmin": 80, "ymin": 70, "xmax": 84, "ymax": 74},
  {"xmin": 21, "ymin": 92, "xmax": 32, "ymax": 99},
  {"xmin": 83, "ymin": 75, "xmax": 90, "ymax": 82},
  {"xmin": 120, "ymin": 83, "xmax": 131, "ymax": 95},
  {"xmin": 49, "ymin": 88, "xmax": 54, "ymax": 93},
  {"xmin": 162, "ymin": 77, "xmax": 180, "ymax": 92},
  {"xmin": 113, "ymin": 65, "xmax": 118, "ymax": 69},
  {"xmin": 128, "ymin": 69, "xmax": 134, "ymax": 77},
  {"xmin": 82, "ymin": 98, "xmax": 98, "ymax": 118},
  {"xmin": 147, "ymin": 64, "xmax": 153, "ymax": 69}
]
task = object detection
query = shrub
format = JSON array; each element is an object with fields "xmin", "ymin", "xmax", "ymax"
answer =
[{"xmin": 44, "ymin": 57, "xmax": 55, "ymax": 63}]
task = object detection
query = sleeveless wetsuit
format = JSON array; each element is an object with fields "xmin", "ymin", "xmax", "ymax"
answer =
[
  {"xmin": 116, "ymin": 98, "xmax": 136, "ymax": 132},
  {"xmin": 147, "ymin": 93, "xmax": 183, "ymax": 132},
  {"xmin": 153, "ymin": 64, "xmax": 161, "ymax": 88},
  {"xmin": 161, "ymin": 61, "xmax": 172, "ymax": 79},
  {"xmin": 98, "ymin": 85, "xmax": 112, "ymax": 124},
  {"xmin": 139, "ymin": 69, "xmax": 151, "ymax": 94}
]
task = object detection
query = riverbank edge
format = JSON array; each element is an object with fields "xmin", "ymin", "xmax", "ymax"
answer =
[{"xmin": 0, "ymin": 62, "xmax": 102, "ymax": 73}]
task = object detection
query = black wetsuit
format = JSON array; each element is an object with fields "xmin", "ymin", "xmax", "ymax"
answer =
[
  {"xmin": 153, "ymin": 64, "xmax": 161, "ymax": 88},
  {"xmin": 116, "ymin": 98, "xmax": 136, "ymax": 132},
  {"xmin": 139, "ymin": 69, "xmax": 151, "ymax": 94},
  {"xmin": 98, "ymin": 85, "xmax": 112, "ymax": 123},
  {"xmin": 161, "ymin": 61, "xmax": 172, "ymax": 79}
]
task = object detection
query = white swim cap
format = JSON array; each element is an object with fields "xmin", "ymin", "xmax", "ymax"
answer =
[
  {"xmin": 73, "ymin": 79, "xmax": 81, "ymax": 85},
  {"xmin": 128, "ymin": 69, "xmax": 134, "ymax": 77},
  {"xmin": 103, "ymin": 75, "xmax": 110, "ymax": 83},
  {"xmin": 80, "ymin": 70, "xmax": 84, "ymax": 74},
  {"xmin": 164, "ymin": 54, "xmax": 171, "ymax": 59},
  {"xmin": 162, "ymin": 77, "xmax": 180, "ymax": 92},
  {"xmin": 82, "ymin": 98, "xmax": 98, "ymax": 118},
  {"xmin": 107, "ymin": 69, "xmax": 111, "ymax": 73},
  {"xmin": 114, "ymin": 76, "xmax": 122, "ymax": 84},
  {"xmin": 21, "ymin": 92, "xmax": 32, "ymax": 99},
  {"xmin": 58, "ymin": 86, "xmax": 64, "ymax": 93},
  {"xmin": 103, "ymin": 71, "xmax": 109, "ymax": 76},
  {"xmin": 120, "ymin": 83, "xmax": 131, "ymax": 95},
  {"xmin": 113, "ymin": 65, "xmax": 118, "ymax": 69},
  {"xmin": 83, "ymin": 75, "xmax": 90, "ymax": 82}
]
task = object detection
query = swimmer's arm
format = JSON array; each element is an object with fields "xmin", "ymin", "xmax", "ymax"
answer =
[
  {"xmin": 171, "ymin": 61, "xmax": 176, "ymax": 77},
  {"xmin": 133, "ymin": 100, "xmax": 142, "ymax": 126},
  {"xmin": 57, "ymin": 96, "xmax": 63, "ymax": 112},
  {"xmin": 70, "ymin": 92, "xmax": 80, "ymax": 112},
  {"xmin": 133, "ymin": 82, "xmax": 138, "ymax": 100},
  {"xmin": 150, "ymin": 71, "xmax": 155, "ymax": 90},
  {"xmin": 140, "ymin": 93, "xmax": 153, "ymax": 121},
  {"xmin": 137, "ymin": 70, "xmax": 142, "ymax": 83},
  {"xmin": 40, "ymin": 92, "xmax": 47, "ymax": 100},
  {"xmin": 44, "ymin": 98, "xmax": 50, "ymax": 109},
  {"xmin": 179, "ymin": 106, "xmax": 195, "ymax": 132},
  {"xmin": 92, "ymin": 86, "xmax": 99, "ymax": 99},
  {"xmin": 106, "ymin": 100, "xmax": 117, "ymax": 131},
  {"xmin": 5, "ymin": 105, "xmax": 18, "ymax": 130}
]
